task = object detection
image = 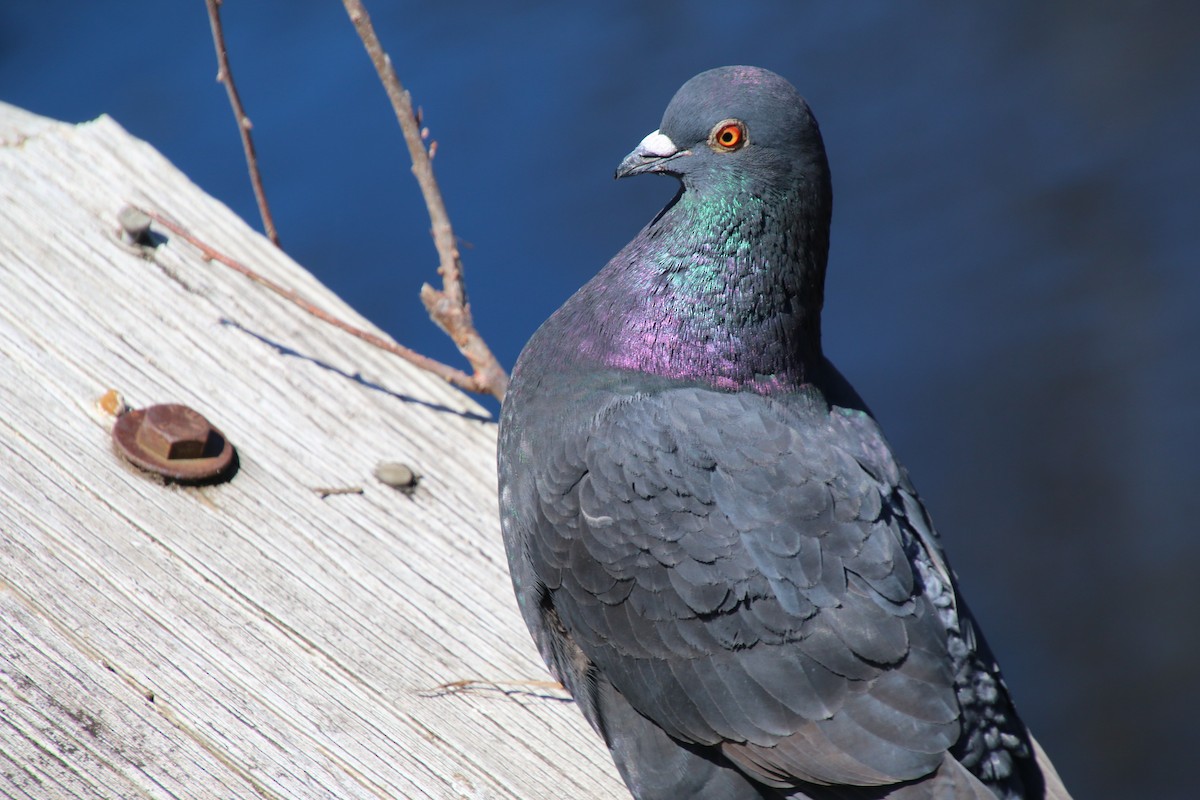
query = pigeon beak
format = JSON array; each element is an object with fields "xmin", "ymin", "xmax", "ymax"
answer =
[{"xmin": 615, "ymin": 129, "xmax": 684, "ymax": 179}]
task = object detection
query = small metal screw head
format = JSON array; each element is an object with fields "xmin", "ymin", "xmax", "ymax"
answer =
[
  {"xmin": 117, "ymin": 206, "xmax": 152, "ymax": 243},
  {"xmin": 113, "ymin": 403, "xmax": 235, "ymax": 483},
  {"xmin": 116, "ymin": 205, "xmax": 160, "ymax": 255},
  {"xmin": 375, "ymin": 461, "xmax": 421, "ymax": 495}
]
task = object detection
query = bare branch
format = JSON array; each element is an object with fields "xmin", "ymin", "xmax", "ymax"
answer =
[
  {"xmin": 139, "ymin": 208, "xmax": 495, "ymax": 396},
  {"xmin": 420, "ymin": 679, "xmax": 570, "ymax": 702},
  {"xmin": 341, "ymin": 0, "xmax": 508, "ymax": 400},
  {"xmin": 204, "ymin": 0, "xmax": 280, "ymax": 247}
]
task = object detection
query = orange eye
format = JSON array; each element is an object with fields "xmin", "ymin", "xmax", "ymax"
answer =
[{"xmin": 710, "ymin": 120, "xmax": 746, "ymax": 151}]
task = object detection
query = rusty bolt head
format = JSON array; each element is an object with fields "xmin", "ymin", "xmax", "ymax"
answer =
[
  {"xmin": 113, "ymin": 403, "xmax": 235, "ymax": 483},
  {"xmin": 138, "ymin": 404, "xmax": 211, "ymax": 460}
]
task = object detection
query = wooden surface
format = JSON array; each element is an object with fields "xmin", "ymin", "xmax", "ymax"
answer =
[{"xmin": 0, "ymin": 102, "xmax": 624, "ymax": 799}]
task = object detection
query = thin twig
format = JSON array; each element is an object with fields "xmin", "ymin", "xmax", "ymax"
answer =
[
  {"xmin": 312, "ymin": 486, "xmax": 365, "ymax": 498},
  {"xmin": 341, "ymin": 0, "xmax": 508, "ymax": 401},
  {"xmin": 139, "ymin": 209, "xmax": 493, "ymax": 395},
  {"xmin": 204, "ymin": 0, "xmax": 280, "ymax": 247},
  {"xmin": 420, "ymin": 679, "xmax": 570, "ymax": 702}
]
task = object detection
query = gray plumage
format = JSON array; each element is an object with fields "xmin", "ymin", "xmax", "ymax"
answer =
[{"xmin": 497, "ymin": 66, "xmax": 1071, "ymax": 800}]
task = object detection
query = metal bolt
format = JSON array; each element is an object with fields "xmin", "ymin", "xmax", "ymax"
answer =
[
  {"xmin": 116, "ymin": 205, "xmax": 159, "ymax": 255},
  {"xmin": 117, "ymin": 206, "xmax": 152, "ymax": 243},
  {"xmin": 138, "ymin": 404, "xmax": 211, "ymax": 459},
  {"xmin": 112, "ymin": 403, "xmax": 236, "ymax": 483},
  {"xmin": 375, "ymin": 461, "xmax": 421, "ymax": 495}
]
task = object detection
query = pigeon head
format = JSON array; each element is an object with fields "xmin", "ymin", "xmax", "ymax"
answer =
[
  {"xmin": 616, "ymin": 65, "xmax": 831, "ymax": 203},
  {"xmin": 530, "ymin": 67, "xmax": 836, "ymax": 394}
]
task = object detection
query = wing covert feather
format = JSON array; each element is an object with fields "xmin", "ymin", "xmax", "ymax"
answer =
[{"xmin": 525, "ymin": 387, "xmax": 961, "ymax": 787}]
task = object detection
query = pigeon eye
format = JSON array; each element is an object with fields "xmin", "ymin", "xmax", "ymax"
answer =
[{"xmin": 710, "ymin": 120, "xmax": 747, "ymax": 151}]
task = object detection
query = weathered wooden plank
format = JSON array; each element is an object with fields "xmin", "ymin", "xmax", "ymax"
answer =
[{"xmin": 0, "ymin": 102, "xmax": 624, "ymax": 799}]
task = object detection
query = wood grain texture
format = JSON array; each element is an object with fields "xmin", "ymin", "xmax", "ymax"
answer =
[{"xmin": 0, "ymin": 102, "xmax": 624, "ymax": 799}]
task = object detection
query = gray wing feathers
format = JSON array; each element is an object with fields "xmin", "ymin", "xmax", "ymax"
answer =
[{"xmin": 529, "ymin": 388, "xmax": 963, "ymax": 787}]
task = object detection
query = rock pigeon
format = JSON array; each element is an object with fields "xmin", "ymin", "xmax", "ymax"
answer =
[{"xmin": 497, "ymin": 66, "xmax": 1071, "ymax": 800}]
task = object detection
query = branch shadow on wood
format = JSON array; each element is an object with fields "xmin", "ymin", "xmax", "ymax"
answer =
[{"xmin": 220, "ymin": 319, "xmax": 494, "ymax": 424}]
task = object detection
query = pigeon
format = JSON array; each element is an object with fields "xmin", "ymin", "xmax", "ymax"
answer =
[{"xmin": 497, "ymin": 66, "xmax": 1071, "ymax": 800}]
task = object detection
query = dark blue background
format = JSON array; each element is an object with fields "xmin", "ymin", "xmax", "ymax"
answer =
[{"xmin": 3, "ymin": 3, "xmax": 1197, "ymax": 798}]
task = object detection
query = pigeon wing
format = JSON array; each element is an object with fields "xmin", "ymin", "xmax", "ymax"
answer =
[{"xmin": 523, "ymin": 385, "xmax": 962, "ymax": 788}]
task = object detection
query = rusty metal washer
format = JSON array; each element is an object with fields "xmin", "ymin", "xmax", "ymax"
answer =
[{"xmin": 112, "ymin": 404, "xmax": 235, "ymax": 483}]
